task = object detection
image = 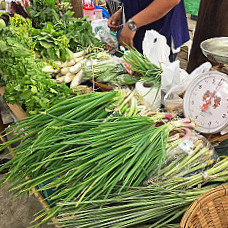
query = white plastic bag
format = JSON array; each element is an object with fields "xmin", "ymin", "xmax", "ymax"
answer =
[
  {"xmin": 142, "ymin": 30, "xmax": 170, "ymax": 67},
  {"xmin": 161, "ymin": 60, "xmax": 181, "ymax": 94},
  {"xmin": 164, "ymin": 62, "xmax": 212, "ymax": 112}
]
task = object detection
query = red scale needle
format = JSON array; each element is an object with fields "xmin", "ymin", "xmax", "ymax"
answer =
[{"xmin": 201, "ymin": 79, "xmax": 222, "ymax": 113}]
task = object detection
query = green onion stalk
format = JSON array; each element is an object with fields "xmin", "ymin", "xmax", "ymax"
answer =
[
  {"xmin": 0, "ymin": 110, "xmax": 193, "ymax": 226},
  {"xmin": 53, "ymin": 157, "xmax": 228, "ymax": 228},
  {"xmin": 123, "ymin": 46, "xmax": 163, "ymax": 85},
  {"xmin": 160, "ymin": 157, "xmax": 228, "ymax": 190},
  {"xmin": 54, "ymin": 185, "xmax": 218, "ymax": 228},
  {"xmin": 0, "ymin": 91, "xmax": 142, "ymax": 151}
]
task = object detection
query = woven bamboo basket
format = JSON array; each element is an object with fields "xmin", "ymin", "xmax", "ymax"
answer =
[{"xmin": 180, "ymin": 185, "xmax": 228, "ymax": 228}]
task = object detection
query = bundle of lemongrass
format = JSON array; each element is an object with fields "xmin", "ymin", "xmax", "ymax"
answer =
[{"xmin": 0, "ymin": 90, "xmax": 193, "ymax": 226}]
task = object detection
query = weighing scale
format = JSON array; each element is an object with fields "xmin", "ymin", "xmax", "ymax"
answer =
[
  {"xmin": 184, "ymin": 71, "xmax": 228, "ymax": 134},
  {"xmin": 183, "ymin": 37, "xmax": 228, "ymax": 134}
]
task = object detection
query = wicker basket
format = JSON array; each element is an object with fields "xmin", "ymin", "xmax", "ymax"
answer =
[{"xmin": 180, "ymin": 185, "xmax": 228, "ymax": 228}]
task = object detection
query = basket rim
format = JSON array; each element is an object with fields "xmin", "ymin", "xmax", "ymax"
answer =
[{"xmin": 179, "ymin": 185, "xmax": 228, "ymax": 228}]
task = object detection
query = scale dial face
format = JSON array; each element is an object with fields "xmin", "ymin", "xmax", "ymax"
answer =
[{"xmin": 184, "ymin": 71, "xmax": 228, "ymax": 134}]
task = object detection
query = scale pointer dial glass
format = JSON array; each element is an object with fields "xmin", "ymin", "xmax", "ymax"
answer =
[{"xmin": 184, "ymin": 72, "xmax": 228, "ymax": 134}]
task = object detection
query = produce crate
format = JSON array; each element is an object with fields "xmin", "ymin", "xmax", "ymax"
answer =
[{"xmin": 184, "ymin": 0, "xmax": 200, "ymax": 16}]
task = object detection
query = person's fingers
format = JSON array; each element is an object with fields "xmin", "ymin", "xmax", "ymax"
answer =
[
  {"xmin": 108, "ymin": 18, "xmax": 113, "ymax": 28},
  {"xmin": 129, "ymin": 39, "xmax": 134, "ymax": 48},
  {"xmin": 109, "ymin": 26, "xmax": 120, "ymax": 32},
  {"xmin": 121, "ymin": 39, "xmax": 133, "ymax": 49}
]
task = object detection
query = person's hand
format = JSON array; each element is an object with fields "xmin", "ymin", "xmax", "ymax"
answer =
[
  {"xmin": 108, "ymin": 9, "xmax": 122, "ymax": 32},
  {"xmin": 119, "ymin": 23, "xmax": 136, "ymax": 48}
]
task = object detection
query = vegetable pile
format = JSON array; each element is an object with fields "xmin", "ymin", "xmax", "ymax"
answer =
[
  {"xmin": 1, "ymin": 90, "xmax": 226, "ymax": 228},
  {"xmin": 0, "ymin": 3, "xmax": 227, "ymax": 228},
  {"xmin": 0, "ymin": 22, "xmax": 71, "ymax": 115},
  {"xmin": 52, "ymin": 50, "xmax": 86, "ymax": 88},
  {"xmin": 0, "ymin": 7, "xmax": 103, "ymax": 114},
  {"xmin": 82, "ymin": 52, "xmax": 140, "ymax": 86}
]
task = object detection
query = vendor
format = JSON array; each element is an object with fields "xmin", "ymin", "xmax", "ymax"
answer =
[{"xmin": 108, "ymin": 0, "xmax": 190, "ymax": 61}]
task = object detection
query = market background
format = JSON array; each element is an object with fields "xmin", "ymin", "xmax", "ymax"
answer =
[
  {"xmin": 0, "ymin": 13, "xmax": 195, "ymax": 228},
  {"xmin": 0, "ymin": 0, "xmax": 227, "ymax": 228}
]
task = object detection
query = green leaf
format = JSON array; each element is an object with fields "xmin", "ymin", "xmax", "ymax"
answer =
[
  {"xmin": 39, "ymin": 41, "xmax": 54, "ymax": 49},
  {"xmin": 47, "ymin": 48, "xmax": 58, "ymax": 60},
  {"xmin": 50, "ymin": 88, "xmax": 58, "ymax": 94},
  {"xmin": 31, "ymin": 85, "xmax": 38, "ymax": 94},
  {"xmin": 60, "ymin": 49, "xmax": 66, "ymax": 62},
  {"xmin": 0, "ymin": 41, "xmax": 8, "ymax": 52},
  {"xmin": 55, "ymin": 47, "xmax": 60, "ymax": 59},
  {"xmin": 66, "ymin": 48, "xmax": 73, "ymax": 61}
]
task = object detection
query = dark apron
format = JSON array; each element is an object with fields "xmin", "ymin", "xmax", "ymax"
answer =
[{"xmin": 122, "ymin": 0, "xmax": 190, "ymax": 54}]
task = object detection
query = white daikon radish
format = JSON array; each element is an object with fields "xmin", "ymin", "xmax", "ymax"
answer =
[
  {"xmin": 60, "ymin": 67, "xmax": 70, "ymax": 75},
  {"xmin": 56, "ymin": 76, "xmax": 65, "ymax": 84},
  {"xmin": 74, "ymin": 56, "xmax": 84, "ymax": 63},
  {"xmin": 69, "ymin": 62, "xmax": 82, "ymax": 74},
  {"xmin": 55, "ymin": 73, "xmax": 62, "ymax": 79},
  {"xmin": 64, "ymin": 72, "xmax": 75, "ymax": 83},
  {"xmin": 70, "ymin": 70, "xmax": 83, "ymax": 88},
  {"xmin": 54, "ymin": 68, "xmax": 60, "ymax": 74},
  {"xmin": 67, "ymin": 59, "xmax": 76, "ymax": 66},
  {"xmin": 73, "ymin": 50, "xmax": 85, "ymax": 59},
  {"xmin": 42, "ymin": 66, "xmax": 55, "ymax": 74},
  {"xmin": 60, "ymin": 62, "xmax": 69, "ymax": 68},
  {"xmin": 61, "ymin": 59, "xmax": 76, "ymax": 68}
]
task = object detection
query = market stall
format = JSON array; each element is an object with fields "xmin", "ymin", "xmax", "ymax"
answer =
[{"xmin": 0, "ymin": 1, "xmax": 227, "ymax": 227}]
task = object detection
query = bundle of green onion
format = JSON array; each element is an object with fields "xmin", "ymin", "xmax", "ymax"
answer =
[
  {"xmin": 0, "ymin": 91, "xmax": 192, "ymax": 225},
  {"xmin": 147, "ymin": 137, "xmax": 228, "ymax": 190},
  {"xmin": 55, "ymin": 185, "xmax": 217, "ymax": 228},
  {"xmin": 53, "ymin": 155, "xmax": 228, "ymax": 228},
  {"xmin": 123, "ymin": 46, "xmax": 163, "ymax": 85},
  {"xmin": 159, "ymin": 158, "xmax": 228, "ymax": 190},
  {"xmin": 51, "ymin": 131, "xmax": 228, "ymax": 228}
]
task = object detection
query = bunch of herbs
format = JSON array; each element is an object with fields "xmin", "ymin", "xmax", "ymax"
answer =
[{"xmin": 0, "ymin": 28, "xmax": 71, "ymax": 115}]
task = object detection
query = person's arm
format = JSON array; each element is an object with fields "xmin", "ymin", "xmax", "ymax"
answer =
[
  {"xmin": 132, "ymin": 0, "xmax": 180, "ymax": 28},
  {"xmin": 120, "ymin": 0, "xmax": 181, "ymax": 48}
]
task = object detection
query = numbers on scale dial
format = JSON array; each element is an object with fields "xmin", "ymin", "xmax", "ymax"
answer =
[{"xmin": 186, "ymin": 73, "xmax": 228, "ymax": 133}]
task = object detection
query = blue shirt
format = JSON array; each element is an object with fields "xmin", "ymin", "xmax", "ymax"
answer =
[{"xmin": 122, "ymin": 0, "xmax": 190, "ymax": 53}]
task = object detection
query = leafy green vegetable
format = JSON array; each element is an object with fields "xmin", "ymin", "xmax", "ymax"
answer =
[
  {"xmin": 27, "ymin": 0, "xmax": 60, "ymax": 29},
  {"xmin": 0, "ymin": 28, "xmax": 71, "ymax": 115},
  {"xmin": 9, "ymin": 14, "xmax": 73, "ymax": 62},
  {"xmin": 31, "ymin": 22, "xmax": 73, "ymax": 62},
  {"xmin": 54, "ymin": 11, "xmax": 103, "ymax": 52}
]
